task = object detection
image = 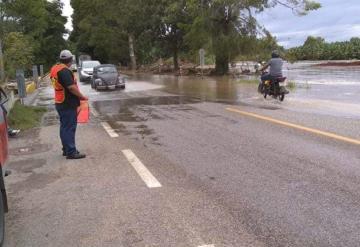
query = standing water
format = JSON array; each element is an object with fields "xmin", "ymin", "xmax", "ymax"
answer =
[{"xmin": 128, "ymin": 61, "xmax": 360, "ymax": 118}]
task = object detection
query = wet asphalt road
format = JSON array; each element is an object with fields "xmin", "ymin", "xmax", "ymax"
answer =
[
  {"xmin": 5, "ymin": 74, "xmax": 360, "ymax": 247},
  {"xmin": 85, "ymin": 75, "xmax": 360, "ymax": 247}
]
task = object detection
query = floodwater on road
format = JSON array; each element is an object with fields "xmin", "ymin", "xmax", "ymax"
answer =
[
  {"xmin": 89, "ymin": 61, "xmax": 360, "ymax": 120},
  {"xmin": 126, "ymin": 63, "xmax": 360, "ymax": 119},
  {"xmin": 283, "ymin": 61, "xmax": 360, "ymax": 85}
]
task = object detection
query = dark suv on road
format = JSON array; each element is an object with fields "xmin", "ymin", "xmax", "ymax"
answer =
[{"xmin": 0, "ymin": 88, "xmax": 9, "ymax": 246}]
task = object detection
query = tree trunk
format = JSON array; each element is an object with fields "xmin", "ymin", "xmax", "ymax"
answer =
[
  {"xmin": 128, "ymin": 33, "xmax": 136, "ymax": 71},
  {"xmin": 215, "ymin": 54, "xmax": 229, "ymax": 75},
  {"xmin": 173, "ymin": 46, "xmax": 179, "ymax": 71},
  {"xmin": 0, "ymin": 38, "xmax": 4, "ymax": 82}
]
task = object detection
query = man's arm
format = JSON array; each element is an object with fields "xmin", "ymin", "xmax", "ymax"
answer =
[
  {"xmin": 58, "ymin": 69, "xmax": 88, "ymax": 101},
  {"xmin": 260, "ymin": 63, "xmax": 269, "ymax": 72},
  {"xmin": 67, "ymin": 85, "xmax": 88, "ymax": 101}
]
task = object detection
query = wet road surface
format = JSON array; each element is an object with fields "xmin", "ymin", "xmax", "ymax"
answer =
[
  {"xmin": 87, "ymin": 74, "xmax": 360, "ymax": 247},
  {"xmin": 5, "ymin": 73, "xmax": 360, "ymax": 247}
]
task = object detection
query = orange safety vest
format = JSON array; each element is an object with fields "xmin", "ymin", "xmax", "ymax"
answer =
[{"xmin": 50, "ymin": 63, "xmax": 78, "ymax": 104}]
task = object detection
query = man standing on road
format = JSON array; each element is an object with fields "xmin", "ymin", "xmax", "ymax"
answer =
[{"xmin": 50, "ymin": 50, "xmax": 88, "ymax": 159}]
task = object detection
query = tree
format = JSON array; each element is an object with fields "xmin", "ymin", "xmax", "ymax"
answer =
[
  {"xmin": 70, "ymin": 0, "xmax": 320, "ymax": 74},
  {"xmin": 184, "ymin": 0, "xmax": 321, "ymax": 75},
  {"xmin": 302, "ymin": 36, "xmax": 325, "ymax": 60},
  {"xmin": 0, "ymin": 6, "xmax": 4, "ymax": 82},
  {"xmin": 3, "ymin": 32, "xmax": 33, "ymax": 78},
  {"xmin": 0, "ymin": 0, "xmax": 67, "ymax": 77},
  {"xmin": 157, "ymin": 0, "xmax": 191, "ymax": 70},
  {"xmin": 286, "ymin": 36, "xmax": 360, "ymax": 61}
]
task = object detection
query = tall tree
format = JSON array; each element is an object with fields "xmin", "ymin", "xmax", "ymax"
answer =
[
  {"xmin": 0, "ymin": 0, "xmax": 67, "ymax": 77},
  {"xmin": 158, "ymin": 0, "xmax": 191, "ymax": 70},
  {"xmin": 185, "ymin": 0, "xmax": 321, "ymax": 75},
  {"xmin": 3, "ymin": 32, "xmax": 33, "ymax": 78}
]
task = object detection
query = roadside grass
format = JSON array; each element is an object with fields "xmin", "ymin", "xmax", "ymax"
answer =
[
  {"xmin": 8, "ymin": 101, "xmax": 47, "ymax": 130},
  {"xmin": 287, "ymin": 81, "xmax": 296, "ymax": 90},
  {"xmin": 296, "ymin": 81, "xmax": 312, "ymax": 89}
]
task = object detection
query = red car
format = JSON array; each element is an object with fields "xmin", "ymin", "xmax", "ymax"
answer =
[{"xmin": 0, "ymin": 88, "xmax": 9, "ymax": 246}]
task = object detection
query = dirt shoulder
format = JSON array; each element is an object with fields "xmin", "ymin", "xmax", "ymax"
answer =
[{"xmin": 313, "ymin": 61, "xmax": 360, "ymax": 67}]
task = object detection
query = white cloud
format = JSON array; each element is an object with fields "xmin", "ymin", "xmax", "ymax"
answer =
[
  {"xmin": 60, "ymin": 0, "xmax": 360, "ymax": 47},
  {"xmin": 256, "ymin": 0, "xmax": 360, "ymax": 47},
  {"xmin": 61, "ymin": 0, "xmax": 73, "ymax": 31}
]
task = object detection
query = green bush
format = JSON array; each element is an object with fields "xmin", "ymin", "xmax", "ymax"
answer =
[{"xmin": 8, "ymin": 101, "xmax": 47, "ymax": 130}]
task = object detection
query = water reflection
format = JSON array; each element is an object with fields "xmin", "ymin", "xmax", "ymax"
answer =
[{"xmin": 132, "ymin": 74, "xmax": 252, "ymax": 104}]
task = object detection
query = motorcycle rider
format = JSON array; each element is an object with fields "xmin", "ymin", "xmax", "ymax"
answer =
[{"xmin": 260, "ymin": 50, "xmax": 288, "ymax": 95}]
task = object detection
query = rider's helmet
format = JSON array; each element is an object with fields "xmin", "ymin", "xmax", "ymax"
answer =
[{"xmin": 271, "ymin": 50, "xmax": 280, "ymax": 58}]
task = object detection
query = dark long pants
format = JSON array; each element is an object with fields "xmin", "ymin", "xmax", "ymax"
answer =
[{"xmin": 56, "ymin": 106, "xmax": 77, "ymax": 156}]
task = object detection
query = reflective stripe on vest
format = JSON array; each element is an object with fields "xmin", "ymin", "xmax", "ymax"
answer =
[{"xmin": 50, "ymin": 63, "xmax": 77, "ymax": 104}]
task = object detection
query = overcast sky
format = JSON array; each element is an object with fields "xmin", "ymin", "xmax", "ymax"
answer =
[{"xmin": 61, "ymin": 0, "xmax": 360, "ymax": 48}]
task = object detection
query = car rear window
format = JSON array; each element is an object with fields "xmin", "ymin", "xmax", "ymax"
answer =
[
  {"xmin": 97, "ymin": 67, "xmax": 117, "ymax": 73},
  {"xmin": 83, "ymin": 61, "xmax": 100, "ymax": 68}
]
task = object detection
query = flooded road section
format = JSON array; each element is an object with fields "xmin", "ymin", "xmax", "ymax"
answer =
[
  {"xmin": 283, "ymin": 61, "xmax": 360, "ymax": 85},
  {"xmin": 92, "ymin": 95, "xmax": 203, "ymax": 146},
  {"xmin": 89, "ymin": 72, "xmax": 360, "ymax": 247},
  {"xmin": 84, "ymin": 64, "xmax": 360, "ymax": 247},
  {"xmin": 118, "ymin": 73, "xmax": 360, "ymax": 118}
]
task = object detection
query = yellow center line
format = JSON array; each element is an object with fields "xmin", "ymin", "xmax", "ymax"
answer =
[{"xmin": 226, "ymin": 107, "xmax": 360, "ymax": 146}]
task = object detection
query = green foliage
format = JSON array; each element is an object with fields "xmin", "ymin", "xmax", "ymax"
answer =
[
  {"xmin": 3, "ymin": 32, "xmax": 34, "ymax": 77},
  {"xmin": 70, "ymin": 0, "xmax": 162, "ymax": 66},
  {"xmin": 286, "ymin": 36, "xmax": 360, "ymax": 60},
  {"xmin": 0, "ymin": 0, "xmax": 67, "ymax": 78},
  {"xmin": 287, "ymin": 81, "xmax": 296, "ymax": 90},
  {"xmin": 70, "ymin": 0, "xmax": 320, "ymax": 75},
  {"xmin": 183, "ymin": 0, "xmax": 320, "ymax": 74}
]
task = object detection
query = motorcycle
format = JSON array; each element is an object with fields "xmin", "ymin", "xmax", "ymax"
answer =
[{"xmin": 258, "ymin": 72, "xmax": 289, "ymax": 102}]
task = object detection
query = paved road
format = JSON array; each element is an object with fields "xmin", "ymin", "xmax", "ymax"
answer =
[{"xmin": 4, "ymin": 75, "xmax": 360, "ymax": 247}]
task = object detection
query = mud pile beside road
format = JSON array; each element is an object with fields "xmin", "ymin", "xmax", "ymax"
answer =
[{"xmin": 313, "ymin": 61, "xmax": 360, "ymax": 67}]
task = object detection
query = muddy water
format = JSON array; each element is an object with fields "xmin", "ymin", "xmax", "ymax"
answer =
[
  {"xmin": 92, "ymin": 62, "xmax": 360, "ymax": 131},
  {"xmin": 92, "ymin": 65, "xmax": 360, "ymax": 143},
  {"xmin": 283, "ymin": 61, "xmax": 360, "ymax": 85},
  {"xmin": 130, "ymin": 74, "xmax": 256, "ymax": 104},
  {"xmin": 126, "ymin": 69, "xmax": 360, "ymax": 119}
]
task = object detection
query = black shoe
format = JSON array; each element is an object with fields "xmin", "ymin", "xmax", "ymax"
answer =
[
  {"xmin": 66, "ymin": 152, "xmax": 86, "ymax": 159},
  {"xmin": 63, "ymin": 150, "xmax": 80, "ymax": 156}
]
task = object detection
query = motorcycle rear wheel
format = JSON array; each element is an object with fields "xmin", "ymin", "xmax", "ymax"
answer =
[{"xmin": 279, "ymin": 93, "xmax": 285, "ymax": 101}]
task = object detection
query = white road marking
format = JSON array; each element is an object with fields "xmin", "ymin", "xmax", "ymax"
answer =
[
  {"xmin": 122, "ymin": 149, "xmax": 162, "ymax": 188},
  {"xmin": 90, "ymin": 106, "xmax": 99, "ymax": 117},
  {"xmin": 198, "ymin": 245, "xmax": 215, "ymax": 247},
  {"xmin": 101, "ymin": 122, "xmax": 119, "ymax": 138}
]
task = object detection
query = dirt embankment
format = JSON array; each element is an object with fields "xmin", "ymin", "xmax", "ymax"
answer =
[{"xmin": 313, "ymin": 61, "xmax": 360, "ymax": 67}]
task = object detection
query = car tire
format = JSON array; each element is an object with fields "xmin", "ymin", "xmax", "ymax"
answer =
[{"xmin": 0, "ymin": 189, "xmax": 5, "ymax": 247}]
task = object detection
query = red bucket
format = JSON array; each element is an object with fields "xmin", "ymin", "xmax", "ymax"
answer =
[{"xmin": 77, "ymin": 100, "xmax": 89, "ymax": 123}]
